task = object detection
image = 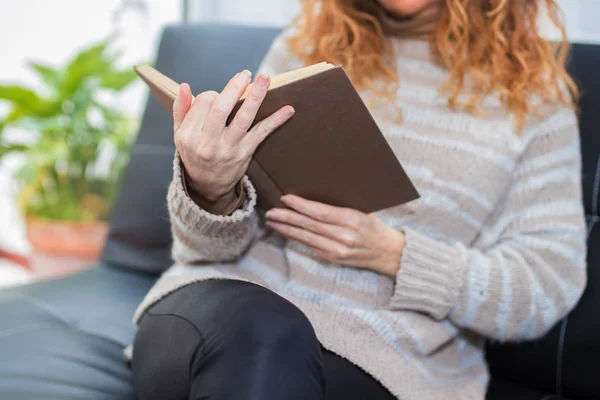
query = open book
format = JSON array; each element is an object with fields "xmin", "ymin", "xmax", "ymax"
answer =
[{"xmin": 134, "ymin": 63, "xmax": 419, "ymax": 213}]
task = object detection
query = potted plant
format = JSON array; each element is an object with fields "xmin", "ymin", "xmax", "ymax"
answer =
[{"xmin": 0, "ymin": 36, "xmax": 139, "ymax": 272}]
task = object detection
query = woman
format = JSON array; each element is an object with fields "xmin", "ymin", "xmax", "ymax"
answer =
[{"xmin": 130, "ymin": 0, "xmax": 587, "ymax": 399}]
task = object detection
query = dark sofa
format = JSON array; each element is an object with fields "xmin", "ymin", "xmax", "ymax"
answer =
[{"xmin": 0, "ymin": 24, "xmax": 598, "ymax": 400}]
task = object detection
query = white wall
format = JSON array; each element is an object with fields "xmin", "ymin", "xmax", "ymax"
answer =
[
  {"xmin": 542, "ymin": 0, "xmax": 600, "ymax": 43},
  {"xmin": 0, "ymin": 0, "xmax": 181, "ymax": 118},
  {"xmin": 190, "ymin": 0, "xmax": 300, "ymax": 27},
  {"xmin": 558, "ymin": 0, "xmax": 600, "ymax": 43}
]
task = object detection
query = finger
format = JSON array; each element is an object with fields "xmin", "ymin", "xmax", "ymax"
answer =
[
  {"xmin": 266, "ymin": 221, "xmax": 349, "ymax": 257},
  {"xmin": 179, "ymin": 90, "xmax": 219, "ymax": 139},
  {"xmin": 173, "ymin": 83, "xmax": 193, "ymax": 133},
  {"xmin": 311, "ymin": 249, "xmax": 362, "ymax": 266},
  {"xmin": 241, "ymin": 105, "xmax": 295, "ymax": 155},
  {"xmin": 226, "ymin": 74, "xmax": 271, "ymax": 143},
  {"xmin": 280, "ymin": 195, "xmax": 362, "ymax": 228},
  {"xmin": 202, "ymin": 70, "xmax": 252, "ymax": 136},
  {"xmin": 266, "ymin": 208, "xmax": 357, "ymax": 246}
]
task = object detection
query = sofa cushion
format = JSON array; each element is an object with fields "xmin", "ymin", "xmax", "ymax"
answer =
[
  {"xmin": 486, "ymin": 42, "xmax": 600, "ymax": 399},
  {"xmin": 101, "ymin": 24, "xmax": 281, "ymax": 274},
  {"xmin": 0, "ymin": 264, "xmax": 155, "ymax": 346},
  {"xmin": 0, "ymin": 298, "xmax": 136, "ymax": 400},
  {"xmin": 0, "ymin": 264, "xmax": 155, "ymax": 399}
]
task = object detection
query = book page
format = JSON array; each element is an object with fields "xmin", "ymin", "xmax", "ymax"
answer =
[
  {"xmin": 135, "ymin": 62, "xmax": 335, "ymax": 102},
  {"xmin": 134, "ymin": 65, "xmax": 180, "ymax": 100},
  {"xmin": 241, "ymin": 62, "xmax": 334, "ymax": 99}
]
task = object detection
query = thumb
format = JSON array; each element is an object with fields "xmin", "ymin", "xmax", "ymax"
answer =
[{"xmin": 173, "ymin": 83, "xmax": 193, "ymax": 133}]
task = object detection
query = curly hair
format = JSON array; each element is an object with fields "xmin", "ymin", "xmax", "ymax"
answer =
[{"xmin": 288, "ymin": 0, "xmax": 578, "ymax": 131}]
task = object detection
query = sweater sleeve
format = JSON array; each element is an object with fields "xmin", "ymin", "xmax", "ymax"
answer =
[
  {"xmin": 388, "ymin": 109, "xmax": 587, "ymax": 342},
  {"xmin": 168, "ymin": 153, "xmax": 260, "ymax": 264},
  {"xmin": 168, "ymin": 30, "xmax": 301, "ymax": 264}
]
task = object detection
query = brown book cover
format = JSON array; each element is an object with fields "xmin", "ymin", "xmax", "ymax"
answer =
[{"xmin": 134, "ymin": 64, "xmax": 419, "ymax": 213}]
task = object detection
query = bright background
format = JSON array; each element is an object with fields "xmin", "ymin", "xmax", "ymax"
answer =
[
  {"xmin": 1, "ymin": 0, "xmax": 599, "ymax": 282},
  {"xmin": 1, "ymin": 0, "xmax": 598, "ymax": 124}
]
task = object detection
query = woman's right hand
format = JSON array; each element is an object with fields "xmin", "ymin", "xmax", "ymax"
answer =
[{"xmin": 173, "ymin": 70, "xmax": 295, "ymax": 212}]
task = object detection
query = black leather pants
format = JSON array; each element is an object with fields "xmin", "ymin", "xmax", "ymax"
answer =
[{"xmin": 131, "ymin": 280, "xmax": 395, "ymax": 400}]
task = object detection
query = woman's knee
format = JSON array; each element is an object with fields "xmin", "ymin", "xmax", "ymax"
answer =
[
  {"xmin": 132, "ymin": 312, "xmax": 202, "ymax": 400},
  {"xmin": 146, "ymin": 280, "xmax": 321, "ymax": 361},
  {"xmin": 224, "ymin": 282, "xmax": 320, "ymax": 356},
  {"xmin": 132, "ymin": 280, "xmax": 324, "ymax": 398}
]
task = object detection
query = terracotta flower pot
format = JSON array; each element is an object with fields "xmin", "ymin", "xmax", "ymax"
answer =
[{"xmin": 25, "ymin": 217, "xmax": 109, "ymax": 278}]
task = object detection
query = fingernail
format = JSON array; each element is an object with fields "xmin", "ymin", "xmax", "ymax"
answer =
[
  {"xmin": 287, "ymin": 106, "xmax": 295, "ymax": 116},
  {"xmin": 257, "ymin": 74, "xmax": 269, "ymax": 88},
  {"xmin": 265, "ymin": 210, "xmax": 273, "ymax": 218},
  {"xmin": 281, "ymin": 195, "xmax": 290, "ymax": 202},
  {"xmin": 241, "ymin": 69, "xmax": 252, "ymax": 80}
]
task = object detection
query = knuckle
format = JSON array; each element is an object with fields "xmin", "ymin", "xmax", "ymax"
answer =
[
  {"xmin": 210, "ymin": 103, "xmax": 228, "ymax": 120},
  {"xmin": 334, "ymin": 247, "xmax": 350, "ymax": 259},
  {"xmin": 218, "ymin": 148, "xmax": 236, "ymax": 162},
  {"xmin": 197, "ymin": 91, "xmax": 218, "ymax": 104},
  {"xmin": 317, "ymin": 209, "xmax": 330, "ymax": 221},
  {"xmin": 254, "ymin": 125, "xmax": 270, "ymax": 141},
  {"xmin": 301, "ymin": 230, "xmax": 312, "ymax": 244},
  {"xmin": 231, "ymin": 80, "xmax": 245, "ymax": 93},
  {"xmin": 304, "ymin": 218, "xmax": 317, "ymax": 231},
  {"xmin": 248, "ymin": 88, "xmax": 267, "ymax": 103},
  {"xmin": 196, "ymin": 147, "xmax": 215, "ymax": 162},
  {"xmin": 234, "ymin": 112, "xmax": 253, "ymax": 131},
  {"xmin": 264, "ymin": 117, "xmax": 279, "ymax": 133},
  {"xmin": 341, "ymin": 232, "xmax": 357, "ymax": 247},
  {"xmin": 248, "ymin": 88, "xmax": 265, "ymax": 102},
  {"xmin": 347, "ymin": 213, "xmax": 363, "ymax": 229}
]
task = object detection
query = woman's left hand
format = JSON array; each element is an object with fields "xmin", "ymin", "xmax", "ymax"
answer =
[{"xmin": 265, "ymin": 194, "xmax": 406, "ymax": 279}]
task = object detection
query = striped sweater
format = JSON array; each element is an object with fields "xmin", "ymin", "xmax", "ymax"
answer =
[{"xmin": 133, "ymin": 33, "xmax": 587, "ymax": 400}]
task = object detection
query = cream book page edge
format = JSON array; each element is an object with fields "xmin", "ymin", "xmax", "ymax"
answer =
[{"xmin": 134, "ymin": 62, "xmax": 335, "ymax": 101}]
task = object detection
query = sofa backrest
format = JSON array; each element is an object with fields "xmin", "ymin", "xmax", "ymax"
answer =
[
  {"xmin": 101, "ymin": 24, "xmax": 280, "ymax": 274},
  {"xmin": 486, "ymin": 42, "xmax": 600, "ymax": 399}
]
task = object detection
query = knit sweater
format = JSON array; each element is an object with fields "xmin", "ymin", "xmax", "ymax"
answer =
[{"xmin": 132, "ymin": 32, "xmax": 587, "ymax": 400}]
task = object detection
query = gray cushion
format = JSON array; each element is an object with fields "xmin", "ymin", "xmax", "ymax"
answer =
[
  {"xmin": 102, "ymin": 24, "xmax": 281, "ymax": 275},
  {"xmin": 0, "ymin": 265, "xmax": 155, "ymax": 399}
]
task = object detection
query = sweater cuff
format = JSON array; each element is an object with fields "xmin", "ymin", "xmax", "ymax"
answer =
[
  {"xmin": 388, "ymin": 227, "xmax": 467, "ymax": 320},
  {"xmin": 168, "ymin": 152, "xmax": 258, "ymax": 237}
]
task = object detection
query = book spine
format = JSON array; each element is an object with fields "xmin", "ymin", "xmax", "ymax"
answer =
[{"xmin": 247, "ymin": 158, "xmax": 285, "ymax": 211}]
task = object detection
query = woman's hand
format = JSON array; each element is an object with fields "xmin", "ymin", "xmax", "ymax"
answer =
[
  {"xmin": 174, "ymin": 70, "xmax": 295, "ymax": 212},
  {"xmin": 265, "ymin": 195, "xmax": 406, "ymax": 279}
]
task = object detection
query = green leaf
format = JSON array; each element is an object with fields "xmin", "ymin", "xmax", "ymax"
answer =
[
  {"xmin": 101, "ymin": 68, "xmax": 138, "ymax": 90},
  {"xmin": 0, "ymin": 143, "xmax": 28, "ymax": 157},
  {"xmin": 0, "ymin": 85, "xmax": 43, "ymax": 109},
  {"xmin": 0, "ymin": 86, "xmax": 59, "ymax": 119},
  {"xmin": 28, "ymin": 62, "xmax": 62, "ymax": 92},
  {"xmin": 1, "ymin": 33, "xmax": 138, "ymax": 222},
  {"xmin": 62, "ymin": 38, "xmax": 113, "ymax": 97}
]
